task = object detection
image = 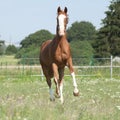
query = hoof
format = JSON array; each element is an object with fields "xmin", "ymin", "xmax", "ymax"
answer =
[
  {"xmin": 54, "ymin": 94, "xmax": 60, "ymax": 98},
  {"xmin": 50, "ymin": 97, "xmax": 55, "ymax": 101},
  {"xmin": 73, "ymin": 89, "xmax": 79, "ymax": 96},
  {"xmin": 73, "ymin": 91, "xmax": 79, "ymax": 96},
  {"xmin": 61, "ymin": 100, "xmax": 64, "ymax": 104}
]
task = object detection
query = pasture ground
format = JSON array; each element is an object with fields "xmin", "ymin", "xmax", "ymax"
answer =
[
  {"xmin": 0, "ymin": 55, "xmax": 19, "ymax": 65},
  {"xmin": 0, "ymin": 76, "xmax": 120, "ymax": 120}
]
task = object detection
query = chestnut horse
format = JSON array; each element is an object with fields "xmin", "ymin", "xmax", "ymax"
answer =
[{"xmin": 39, "ymin": 7, "xmax": 79, "ymax": 103}]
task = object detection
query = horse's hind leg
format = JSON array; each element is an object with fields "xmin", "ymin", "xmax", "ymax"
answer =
[
  {"xmin": 41, "ymin": 65, "xmax": 55, "ymax": 101},
  {"xmin": 46, "ymin": 77, "xmax": 55, "ymax": 101}
]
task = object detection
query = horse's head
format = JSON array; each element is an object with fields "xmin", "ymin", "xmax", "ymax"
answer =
[{"xmin": 57, "ymin": 6, "xmax": 68, "ymax": 36}]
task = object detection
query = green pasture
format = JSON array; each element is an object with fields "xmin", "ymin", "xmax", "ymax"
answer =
[
  {"xmin": 1, "ymin": 55, "xmax": 120, "ymax": 79},
  {"xmin": 0, "ymin": 55, "xmax": 120, "ymax": 119},
  {"xmin": 0, "ymin": 76, "xmax": 120, "ymax": 120},
  {"xmin": 0, "ymin": 55, "xmax": 19, "ymax": 65},
  {"xmin": 1, "ymin": 64, "xmax": 120, "ymax": 79}
]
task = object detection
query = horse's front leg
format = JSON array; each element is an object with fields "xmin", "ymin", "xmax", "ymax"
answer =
[
  {"xmin": 52, "ymin": 63, "xmax": 60, "ymax": 97},
  {"xmin": 52, "ymin": 63, "xmax": 64, "ymax": 103},
  {"xmin": 58, "ymin": 68, "xmax": 64, "ymax": 104},
  {"xmin": 67, "ymin": 57, "xmax": 79, "ymax": 96}
]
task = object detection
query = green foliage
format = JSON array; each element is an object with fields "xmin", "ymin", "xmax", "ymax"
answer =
[
  {"xmin": 20, "ymin": 29, "xmax": 53, "ymax": 48},
  {"xmin": 15, "ymin": 29, "xmax": 54, "ymax": 58},
  {"xmin": 16, "ymin": 45, "xmax": 39, "ymax": 58},
  {"xmin": 6, "ymin": 45, "xmax": 17, "ymax": 55},
  {"xmin": 70, "ymin": 40, "xmax": 94, "ymax": 65},
  {"xmin": 93, "ymin": 30, "xmax": 111, "ymax": 58},
  {"xmin": 70, "ymin": 40, "xmax": 94, "ymax": 58},
  {"xmin": 0, "ymin": 41, "xmax": 6, "ymax": 55},
  {"xmin": 67, "ymin": 21, "xmax": 96, "ymax": 42},
  {"xmin": 67, "ymin": 21, "xmax": 96, "ymax": 61},
  {"xmin": 94, "ymin": 0, "xmax": 120, "ymax": 58}
]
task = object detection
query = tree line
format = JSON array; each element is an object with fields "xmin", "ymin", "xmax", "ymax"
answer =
[{"xmin": 1, "ymin": 0, "xmax": 120, "ymax": 59}]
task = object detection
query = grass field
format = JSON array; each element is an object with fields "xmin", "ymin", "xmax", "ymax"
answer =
[
  {"xmin": 0, "ymin": 55, "xmax": 120, "ymax": 119},
  {"xmin": 0, "ymin": 76, "xmax": 120, "ymax": 120},
  {"xmin": 0, "ymin": 55, "xmax": 19, "ymax": 65}
]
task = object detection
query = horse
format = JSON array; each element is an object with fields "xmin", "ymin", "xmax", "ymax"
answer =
[{"xmin": 39, "ymin": 6, "xmax": 79, "ymax": 103}]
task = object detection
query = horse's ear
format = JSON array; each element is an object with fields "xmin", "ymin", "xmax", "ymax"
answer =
[
  {"xmin": 57, "ymin": 6, "xmax": 61, "ymax": 13},
  {"xmin": 64, "ymin": 7, "xmax": 67, "ymax": 13}
]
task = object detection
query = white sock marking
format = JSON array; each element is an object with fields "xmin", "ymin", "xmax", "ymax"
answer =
[
  {"xmin": 49, "ymin": 88, "xmax": 54, "ymax": 100},
  {"xmin": 71, "ymin": 72, "xmax": 77, "ymax": 87},
  {"xmin": 71, "ymin": 72, "xmax": 79, "ymax": 93},
  {"xmin": 60, "ymin": 83, "xmax": 64, "ymax": 104}
]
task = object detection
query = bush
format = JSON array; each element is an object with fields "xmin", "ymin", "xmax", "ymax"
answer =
[
  {"xmin": 70, "ymin": 40, "xmax": 94, "ymax": 65},
  {"xmin": 6, "ymin": 45, "xmax": 17, "ymax": 55}
]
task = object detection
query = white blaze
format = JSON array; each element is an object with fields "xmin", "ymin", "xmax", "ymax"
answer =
[{"xmin": 58, "ymin": 14, "xmax": 66, "ymax": 36}]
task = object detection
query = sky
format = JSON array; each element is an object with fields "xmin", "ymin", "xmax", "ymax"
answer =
[{"xmin": 0, "ymin": 0, "xmax": 111, "ymax": 45}]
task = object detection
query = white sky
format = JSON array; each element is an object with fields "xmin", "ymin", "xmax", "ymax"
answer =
[{"xmin": 0, "ymin": 0, "xmax": 111, "ymax": 45}]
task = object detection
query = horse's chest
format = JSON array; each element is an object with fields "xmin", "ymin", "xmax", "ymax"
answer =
[
  {"xmin": 54, "ymin": 51, "xmax": 68, "ymax": 63},
  {"xmin": 51, "ymin": 43, "xmax": 70, "ymax": 64}
]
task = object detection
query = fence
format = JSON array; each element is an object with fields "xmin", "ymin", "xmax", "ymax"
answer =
[{"xmin": 0, "ymin": 56, "xmax": 120, "ymax": 79}]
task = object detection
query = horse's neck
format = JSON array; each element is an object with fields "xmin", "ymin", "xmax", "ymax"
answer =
[{"xmin": 53, "ymin": 34, "xmax": 67, "ymax": 47}]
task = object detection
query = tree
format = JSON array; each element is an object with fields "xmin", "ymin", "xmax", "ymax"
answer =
[
  {"xmin": 94, "ymin": 0, "xmax": 120, "ymax": 57},
  {"xmin": 66, "ymin": 21, "xmax": 96, "ymax": 62},
  {"xmin": 70, "ymin": 40, "xmax": 94, "ymax": 58},
  {"xmin": 6, "ymin": 45, "xmax": 17, "ymax": 55},
  {"xmin": 0, "ymin": 41, "xmax": 6, "ymax": 55},
  {"xmin": 16, "ymin": 29, "xmax": 54, "ymax": 58},
  {"xmin": 20, "ymin": 29, "xmax": 54, "ymax": 49},
  {"xmin": 67, "ymin": 21, "xmax": 96, "ymax": 42},
  {"xmin": 70, "ymin": 40, "xmax": 94, "ymax": 65}
]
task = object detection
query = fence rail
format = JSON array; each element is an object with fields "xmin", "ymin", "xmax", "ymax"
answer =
[{"xmin": 0, "ymin": 56, "xmax": 120, "ymax": 79}]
